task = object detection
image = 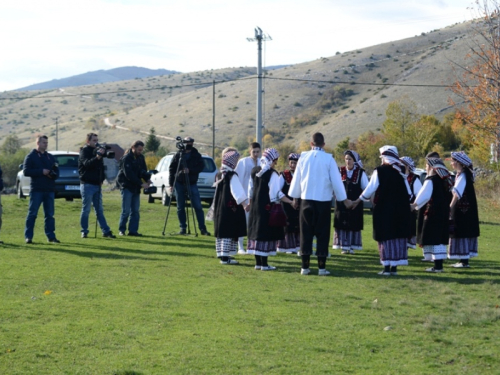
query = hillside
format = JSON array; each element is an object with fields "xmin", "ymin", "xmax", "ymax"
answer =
[
  {"xmin": 0, "ymin": 20, "xmax": 477, "ymax": 155},
  {"xmin": 16, "ymin": 67, "xmax": 180, "ymax": 91}
]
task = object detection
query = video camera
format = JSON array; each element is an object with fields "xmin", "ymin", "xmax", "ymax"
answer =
[
  {"xmin": 175, "ymin": 136, "xmax": 186, "ymax": 151},
  {"xmin": 48, "ymin": 163, "xmax": 58, "ymax": 179},
  {"xmin": 143, "ymin": 169, "xmax": 158, "ymax": 195},
  {"xmin": 95, "ymin": 143, "xmax": 115, "ymax": 159}
]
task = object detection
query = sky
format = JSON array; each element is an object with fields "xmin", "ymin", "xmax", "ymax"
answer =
[{"xmin": 0, "ymin": 0, "xmax": 477, "ymax": 92}]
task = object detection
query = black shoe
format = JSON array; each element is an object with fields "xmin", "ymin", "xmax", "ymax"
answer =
[
  {"xmin": 103, "ymin": 231, "xmax": 116, "ymax": 238},
  {"xmin": 81, "ymin": 233, "xmax": 88, "ymax": 238},
  {"xmin": 178, "ymin": 229, "xmax": 187, "ymax": 235},
  {"xmin": 26, "ymin": 239, "xmax": 33, "ymax": 244},
  {"xmin": 48, "ymin": 238, "xmax": 60, "ymax": 243},
  {"xmin": 200, "ymin": 230, "xmax": 211, "ymax": 236},
  {"xmin": 127, "ymin": 232, "xmax": 142, "ymax": 237}
]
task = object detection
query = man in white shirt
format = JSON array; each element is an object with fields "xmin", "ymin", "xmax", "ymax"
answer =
[
  {"xmin": 289, "ymin": 132, "xmax": 352, "ymax": 276},
  {"xmin": 234, "ymin": 142, "xmax": 261, "ymax": 254}
]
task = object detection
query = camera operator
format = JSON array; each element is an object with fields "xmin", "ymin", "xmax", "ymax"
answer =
[
  {"xmin": 116, "ymin": 140, "xmax": 151, "ymax": 236},
  {"xmin": 23, "ymin": 135, "xmax": 60, "ymax": 244},
  {"xmin": 78, "ymin": 133, "xmax": 116, "ymax": 239},
  {"xmin": 168, "ymin": 136, "xmax": 210, "ymax": 235}
]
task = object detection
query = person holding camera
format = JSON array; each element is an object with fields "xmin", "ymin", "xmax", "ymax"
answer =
[
  {"xmin": 168, "ymin": 136, "xmax": 210, "ymax": 235},
  {"xmin": 78, "ymin": 133, "xmax": 116, "ymax": 238},
  {"xmin": 23, "ymin": 135, "xmax": 60, "ymax": 244},
  {"xmin": 116, "ymin": 140, "xmax": 151, "ymax": 236}
]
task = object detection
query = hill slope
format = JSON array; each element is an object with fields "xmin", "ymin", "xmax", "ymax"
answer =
[{"xmin": 0, "ymin": 20, "xmax": 477, "ymax": 155}]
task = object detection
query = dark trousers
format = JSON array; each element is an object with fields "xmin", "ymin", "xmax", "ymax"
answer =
[{"xmin": 299, "ymin": 199, "xmax": 331, "ymax": 257}]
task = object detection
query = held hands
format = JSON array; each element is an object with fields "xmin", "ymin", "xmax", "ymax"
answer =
[
  {"xmin": 42, "ymin": 169, "xmax": 50, "ymax": 176},
  {"xmin": 292, "ymin": 198, "xmax": 299, "ymax": 210},
  {"xmin": 410, "ymin": 203, "xmax": 418, "ymax": 211},
  {"xmin": 343, "ymin": 199, "xmax": 354, "ymax": 210}
]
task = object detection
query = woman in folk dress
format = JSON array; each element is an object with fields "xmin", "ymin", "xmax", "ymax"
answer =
[
  {"xmin": 411, "ymin": 153, "xmax": 452, "ymax": 273},
  {"xmin": 399, "ymin": 156, "xmax": 422, "ymax": 251},
  {"xmin": 247, "ymin": 148, "xmax": 293, "ymax": 271},
  {"xmin": 213, "ymin": 150, "xmax": 248, "ymax": 265},
  {"xmin": 448, "ymin": 151, "xmax": 479, "ymax": 268},
  {"xmin": 332, "ymin": 150, "xmax": 368, "ymax": 254}
]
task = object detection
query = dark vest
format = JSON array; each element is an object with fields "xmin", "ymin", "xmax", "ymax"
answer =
[
  {"xmin": 372, "ymin": 164, "xmax": 411, "ymax": 241},
  {"xmin": 417, "ymin": 174, "xmax": 451, "ymax": 246},
  {"xmin": 408, "ymin": 173, "xmax": 419, "ymax": 237},
  {"xmin": 334, "ymin": 166, "xmax": 364, "ymax": 231},
  {"xmin": 281, "ymin": 170, "xmax": 300, "ymax": 234},
  {"xmin": 247, "ymin": 167, "xmax": 285, "ymax": 242},
  {"xmin": 451, "ymin": 170, "xmax": 480, "ymax": 239},
  {"xmin": 213, "ymin": 171, "xmax": 247, "ymax": 239}
]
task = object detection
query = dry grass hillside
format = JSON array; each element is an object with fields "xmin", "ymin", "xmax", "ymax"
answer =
[{"xmin": 0, "ymin": 20, "xmax": 477, "ymax": 154}]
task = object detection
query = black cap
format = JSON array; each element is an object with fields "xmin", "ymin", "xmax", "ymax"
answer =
[{"xmin": 183, "ymin": 136, "xmax": 195, "ymax": 143}]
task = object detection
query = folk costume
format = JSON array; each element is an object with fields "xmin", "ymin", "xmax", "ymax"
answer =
[
  {"xmin": 400, "ymin": 156, "xmax": 422, "ymax": 250},
  {"xmin": 449, "ymin": 151, "xmax": 479, "ymax": 268},
  {"xmin": 213, "ymin": 151, "xmax": 247, "ymax": 265},
  {"xmin": 247, "ymin": 148, "xmax": 285, "ymax": 270},
  {"xmin": 277, "ymin": 153, "xmax": 301, "ymax": 254},
  {"xmin": 333, "ymin": 150, "xmax": 368, "ymax": 253},
  {"xmin": 288, "ymin": 144, "xmax": 347, "ymax": 275},
  {"xmin": 413, "ymin": 156, "xmax": 452, "ymax": 272},
  {"xmin": 235, "ymin": 154, "xmax": 259, "ymax": 253},
  {"xmin": 359, "ymin": 146, "xmax": 412, "ymax": 275}
]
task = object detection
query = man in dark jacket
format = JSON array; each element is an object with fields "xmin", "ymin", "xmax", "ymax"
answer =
[
  {"xmin": 78, "ymin": 133, "xmax": 115, "ymax": 238},
  {"xmin": 168, "ymin": 136, "xmax": 210, "ymax": 235},
  {"xmin": 23, "ymin": 135, "xmax": 60, "ymax": 244},
  {"xmin": 116, "ymin": 140, "xmax": 151, "ymax": 236}
]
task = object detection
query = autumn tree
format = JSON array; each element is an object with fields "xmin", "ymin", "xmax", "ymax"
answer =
[{"xmin": 450, "ymin": 0, "xmax": 500, "ymax": 165}]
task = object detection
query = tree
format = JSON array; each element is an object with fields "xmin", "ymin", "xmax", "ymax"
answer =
[
  {"xmin": 381, "ymin": 97, "xmax": 419, "ymax": 155},
  {"xmin": 1, "ymin": 135, "xmax": 22, "ymax": 155},
  {"xmin": 450, "ymin": 0, "xmax": 500, "ymax": 165},
  {"xmin": 145, "ymin": 127, "xmax": 161, "ymax": 154}
]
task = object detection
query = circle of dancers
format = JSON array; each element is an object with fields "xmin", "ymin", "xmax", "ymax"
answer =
[{"xmin": 212, "ymin": 132, "xmax": 479, "ymax": 276}]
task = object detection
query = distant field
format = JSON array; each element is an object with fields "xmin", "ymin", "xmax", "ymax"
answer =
[{"xmin": 0, "ymin": 192, "xmax": 499, "ymax": 374}]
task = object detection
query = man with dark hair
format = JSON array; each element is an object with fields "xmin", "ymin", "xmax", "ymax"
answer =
[
  {"xmin": 289, "ymin": 132, "xmax": 352, "ymax": 275},
  {"xmin": 168, "ymin": 136, "xmax": 210, "ymax": 235},
  {"xmin": 78, "ymin": 133, "xmax": 115, "ymax": 238},
  {"xmin": 117, "ymin": 140, "xmax": 152, "ymax": 236},
  {"xmin": 234, "ymin": 142, "xmax": 261, "ymax": 253},
  {"xmin": 23, "ymin": 135, "xmax": 60, "ymax": 244}
]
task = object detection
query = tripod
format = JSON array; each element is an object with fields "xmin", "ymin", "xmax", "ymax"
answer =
[{"xmin": 162, "ymin": 150, "xmax": 199, "ymax": 236}]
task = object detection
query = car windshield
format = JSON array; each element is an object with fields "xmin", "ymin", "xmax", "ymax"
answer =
[
  {"xmin": 54, "ymin": 155, "xmax": 79, "ymax": 168},
  {"xmin": 202, "ymin": 158, "xmax": 216, "ymax": 173}
]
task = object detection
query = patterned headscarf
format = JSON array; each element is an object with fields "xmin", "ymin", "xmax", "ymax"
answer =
[
  {"xmin": 222, "ymin": 150, "xmax": 239, "ymax": 170},
  {"xmin": 344, "ymin": 150, "xmax": 364, "ymax": 169},
  {"xmin": 399, "ymin": 156, "xmax": 416, "ymax": 174},
  {"xmin": 214, "ymin": 150, "xmax": 240, "ymax": 186},
  {"xmin": 379, "ymin": 145, "xmax": 406, "ymax": 176},
  {"xmin": 288, "ymin": 153, "xmax": 300, "ymax": 161},
  {"xmin": 451, "ymin": 151, "xmax": 475, "ymax": 181},
  {"xmin": 426, "ymin": 156, "xmax": 453, "ymax": 189},
  {"xmin": 256, "ymin": 148, "xmax": 280, "ymax": 177}
]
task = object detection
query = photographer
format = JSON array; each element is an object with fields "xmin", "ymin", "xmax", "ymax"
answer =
[
  {"xmin": 168, "ymin": 136, "xmax": 210, "ymax": 235},
  {"xmin": 23, "ymin": 135, "xmax": 60, "ymax": 244},
  {"xmin": 78, "ymin": 133, "xmax": 116, "ymax": 238},
  {"xmin": 116, "ymin": 140, "xmax": 151, "ymax": 236}
]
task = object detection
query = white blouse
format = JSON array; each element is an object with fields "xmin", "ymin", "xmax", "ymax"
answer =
[
  {"xmin": 360, "ymin": 169, "xmax": 412, "ymax": 201},
  {"xmin": 452, "ymin": 173, "xmax": 466, "ymax": 199},
  {"xmin": 248, "ymin": 171, "xmax": 285, "ymax": 203}
]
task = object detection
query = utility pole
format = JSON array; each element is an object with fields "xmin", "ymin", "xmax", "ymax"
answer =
[{"xmin": 247, "ymin": 27, "xmax": 271, "ymax": 146}]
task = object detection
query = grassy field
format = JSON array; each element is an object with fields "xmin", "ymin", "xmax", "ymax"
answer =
[{"xmin": 0, "ymin": 191, "xmax": 499, "ymax": 374}]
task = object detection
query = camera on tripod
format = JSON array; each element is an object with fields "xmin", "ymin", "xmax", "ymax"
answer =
[
  {"xmin": 95, "ymin": 143, "xmax": 115, "ymax": 159},
  {"xmin": 175, "ymin": 136, "xmax": 186, "ymax": 151},
  {"xmin": 48, "ymin": 163, "xmax": 58, "ymax": 178}
]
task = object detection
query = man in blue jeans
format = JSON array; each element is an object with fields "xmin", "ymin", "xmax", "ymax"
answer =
[
  {"xmin": 116, "ymin": 140, "xmax": 152, "ymax": 236},
  {"xmin": 168, "ymin": 137, "xmax": 210, "ymax": 236},
  {"xmin": 78, "ymin": 133, "xmax": 116, "ymax": 238},
  {"xmin": 23, "ymin": 135, "xmax": 60, "ymax": 244}
]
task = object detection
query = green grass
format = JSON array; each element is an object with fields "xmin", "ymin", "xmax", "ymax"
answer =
[{"xmin": 1, "ymin": 192, "xmax": 500, "ymax": 374}]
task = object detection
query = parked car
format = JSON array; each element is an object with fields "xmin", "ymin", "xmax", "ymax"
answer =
[
  {"xmin": 17, "ymin": 151, "xmax": 81, "ymax": 200},
  {"xmin": 148, "ymin": 152, "xmax": 218, "ymax": 205}
]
